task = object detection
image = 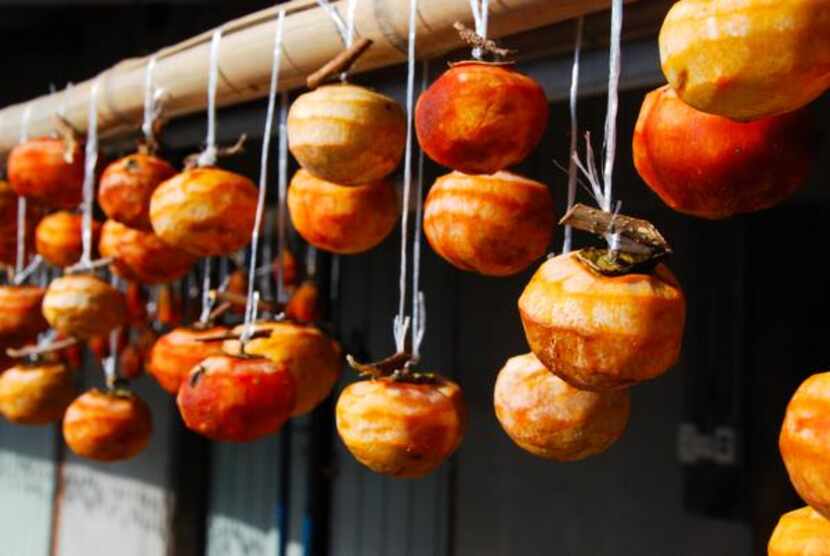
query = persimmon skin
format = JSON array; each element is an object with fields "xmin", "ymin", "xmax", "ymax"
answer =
[
  {"xmin": 288, "ymin": 169, "xmax": 398, "ymax": 254},
  {"xmin": 287, "ymin": 84, "xmax": 406, "ymax": 184},
  {"xmin": 177, "ymin": 355, "xmax": 297, "ymax": 442},
  {"xmin": 42, "ymin": 275, "xmax": 127, "ymax": 340},
  {"xmin": 99, "ymin": 220, "xmax": 196, "ymax": 284},
  {"xmin": 146, "ymin": 326, "xmax": 228, "ymax": 394},
  {"xmin": 659, "ymin": 0, "xmax": 830, "ymax": 121},
  {"xmin": 98, "ymin": 153, "xmax": 176, "ymax": 231},
  {"xmin": 7, "ymin": 136, "xmax": 85, "ymax": 208},
  {"xmin": 336, "ymin": 376, "xmax": 466, "ymax": 478},
  {"xmin": 0, "ymin": 285, "xmax": 48, "ymax": 341},
  {"xmin": 0, "ymin": 362, "xmax": 75, "ymax": 425},
  {"xmin": 35, "ymin": 211, "xmax": 102, "ymax": 268},
  {"xmin": 769, "ymin": 506, "xmax": 830, "ymax": 556},
  {"xmin": 415, "ymin": 62, "xmax": 548, "ymax": 174},
  {"xmin": 423, "ymin": 171, "xmax": 554, "ymax": 276},
  {"xmin": 63, "ymin": 389, "xmax": 152, "ymax": 462},
  {"xmin": 633, "ymin": 85, "xmax": 814, "ymax": 219},
  {"xmin": 223, "ymin": 321, "xmax": 341, "ymax": 416},
  {"xmin": 494, "ymin": 353, "xmax": 629, "ymax": 461},
  {"xmin": 518, "ymin": 252, "xmax": 686, "ymax": 391},
  {"xmin": 285, "ymin": 281, "xmax": 321, "ymax": 324},
  {"xmin": 149, "ymin": 167, "xmax": 258, "ymax": 257},
  {"xmin": 780, "ymin": 372, "xmax": 830, "ymax": 520}
]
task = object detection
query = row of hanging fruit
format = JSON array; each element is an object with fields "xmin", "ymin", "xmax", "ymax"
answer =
[{"xmin": 0, "ymin": 0, "xmax": 827, "ymax": 543}]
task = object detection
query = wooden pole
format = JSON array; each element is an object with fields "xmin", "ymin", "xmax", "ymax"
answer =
[{"xmin": 0, "ymin": 0, "xmax": 616, "ymax": 154}]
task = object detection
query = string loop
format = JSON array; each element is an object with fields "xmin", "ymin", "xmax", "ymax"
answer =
[{"xmin": 242, "ymin": 9, "xmax": 286, "ymax": 342}]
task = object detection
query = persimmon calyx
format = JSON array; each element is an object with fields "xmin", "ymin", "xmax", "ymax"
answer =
[{"xmin": 346, "ymin": 352, "xmax": 438, "ymax": 384}]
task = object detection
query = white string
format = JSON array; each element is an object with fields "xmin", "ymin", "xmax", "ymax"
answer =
[
  {"xmin": 19, "ymin": 103, "xmax": 32, "ymax": 143},
  {"xmin": 345, "ymin": 0, "xmax": 359, "ymax": 47},
  {"xmin": 275, "ymin": 91, "xmax": 290, "ymax": 304},
  {"xmin": 411, "ymin": 60, "xmax": 429, "ymax": 359},
  {"xmin": 197, "ymin": 29, "xmax": 223, "ymax": 167},
  {"xmin": 198, "ymin": 258, "xmax": 213, "ymax": 324},
  {"xmin": 315, "ymin": 0, "xmax": 350, "ymax": 45},
  {"xmin": 602, "ymin": 0, "xmax": 623, "ymax": 212},
  {"xmin": 15, "ymin": 104, "xmax": 31, "ymax": 276},
  {"xmin": 243, "ymin": 9, "xmax": 286, "ymax": 342},
  {"xmin": 563, "ymin": 17, "xmax": 584, "ymax": 255},
  {"xmin": 80, "ymin": 80, "xmax": 100, "ymax": 268},
  {"xmin": 393, "ymin": 0, "xmax": 418, "ymax": 353},
  {"xmin": 104, "ymin": 275, "xmax": 122, "ymax": 387},
  {"xmin": 13, "ymin": 256, "xmax": 42, "ymax": 286},
  {"xmin": 142, "ymin": 54, "xmax": 159, "ymax": 145},
  {"xmin": 468, "ymin": 0, "xmax": 489, "ymax": 59}
]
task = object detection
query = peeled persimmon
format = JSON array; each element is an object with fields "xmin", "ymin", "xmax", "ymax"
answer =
[
  {"xmin": 177, "ymin": 355, "xmax": 296, "ymax": 442},
  {"xmin": 98, "ymin": 153, "xmax": 176, "ymax": 231},
  {"xmin": 35, "ymin": 211, "xmax": 102, "ymax": 268},
  {"xmin": 7, "ymin": 136, "xmax": 84, "ymax": 208},
  {"xmin": 518, "ymin": 252, "xmax": 686, "ymax": 391},
  {"xmin": 146, "ymin": 326, "xmax": 228, "ymax": 394},
  {"xmin": 99, "ymin": 219, "xmax": 196, "ymax": 284},
  {"xmin": 42, "ymin": 275, "xmax": 127, "ymax": 339},
  {"xmin": 494, "ymin": 353, "xmax": 629, "ymax": 461},
  {"xmin": 0, "ymin": 362, "xmax": 75, "ymax": 425},
  {"xmin": 336, "ymin": 375, "xmax": 466, "ymax": 478},
  {"xmin": 416, "ymin": 62, "xmax": 548, "ymax": 174}
]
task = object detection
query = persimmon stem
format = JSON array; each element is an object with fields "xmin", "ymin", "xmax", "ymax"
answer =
[
  {"xmin": 453, "ymin": 22, "xmax": 515, "ymax": 61},
  {"xmin": 307, "ymin": 37, "xmax": 373, "ymax": 89},
  {"xmin": 65, "ymin": 257, "xmax": 114, "ymax": 275}
]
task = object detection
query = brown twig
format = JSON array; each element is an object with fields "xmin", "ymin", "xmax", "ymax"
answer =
[
  {"xmin": 307, "ymin": 37, "xmax": 373, "ymax": 89},
  {"xmin": 453, "ymin": 22, "xmax": 516, "ymax": 61},
  {"xmin": 560, "ymin": 204, "xmax": 671, "ymax": 255},
  {"xmin": 7, "ymin": 337, "xmax": 79, "ymax": 359},
  {"xmin": 207, "ymin": 301, "xmax": 232, "ymax": 322},
  {"xmin": 210, "ymin": 290, "xmax": 282, "ymax": 314},
  {"xmin": 192, "ymin": 329, "xmax": 272, "ymax": 343},
  {"xmin": 346, "ymin": 351, "xmax": 437, "ymax": 384},
  {"xmin": 65, "ymin": 257, "xmax": 114, "ymax": 275}
]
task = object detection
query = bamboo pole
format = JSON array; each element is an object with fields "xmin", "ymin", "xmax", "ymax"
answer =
[{"xmin": 0, "ymin": 0, "xmax": 616, "ymax": 154}]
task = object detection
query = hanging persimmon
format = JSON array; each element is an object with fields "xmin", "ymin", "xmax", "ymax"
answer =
[
  {"xmin": 149, "ymin": 167, "xmax": 258, "ymax": 257},
  {"xmin": 177, "ymin": 354, "xmax": 296, "ymax": 442},
  {"xmin": 0, "ymin": 361, "xmax": 75, "ymax": 425},
  {"xmin": 337, "ymin": 372, "xmax": 466, "ymax": 478},
  {"xmin": 780, "ymin": 372, "xmax": 830, "ymax": 520},
  {"xmin": 659, "ymin": 0, "xmax": 830, "ymax": 121},
  {"xmin": 35, "ymin": 211, "xmax": 102, "ymax": 268},
  {"xmin": 633, "ymin": 85, "xmax": 815, "ymax": 219},
  {"xmin": 288, "ymin": 169, "xmax": 398, "ymax": 254},
  {"xmin": 494, "ymin": 353, "xmax": 629, "ymax": 461},
  {"xmin": 272, "ymin": 248, "xmax": 299, "ymax": 290},
  {"xmin": 42, "ymin": 274, "xmax": 127, "ymax": 339},
  {"xmin": 287, "ymin": 84, "xmax": 406, "ymax": 185},
  {"xmin": 98, "ymin": 219, "xmax": 196, "ymax": 284},
  {"xmin": 98, "ymin": 153, "xmax": 176, "ymax": 231},
  {"xmin": 769, "ymin": 506, "xmax": 830, "ymax": 555},
  {"xmin": 63, "ymin": 388, "xmax": 152, "ymax": 462},
  {"xmin": 0, "ymin": 285, "xmax": 48, "ymax": 342},
  {"xmin": 284, "ymin": 280, "xmax": 321, "ymax": 323},
  {"xmin": 416, "ymin": 62, "xmax": 548, "ymax": 174},
  {"xmin": 146, "ymin": 326, "xmax": 228, "ymax": 394},
  {"xmin": 223, "ymin": 321, "xmax": 341, "ymax": 416},
  {"xmin": 423, "ymin": 171, "xmax": 554, "ymax": 276},
  {"xmin": 7, "ymin": 135, "xmax": 85, "ymax": 209},
  {"xmin": 519, "ymin": 251, "xmax": 686, "ymax": 391}
]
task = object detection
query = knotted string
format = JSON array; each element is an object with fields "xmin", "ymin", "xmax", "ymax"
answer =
[
  {"xmin": 562, "ymin": 17, "xmax": 584, "ymax": 255},
  {"xmin": 392, "ymin": 0, "xmax": 418, "ymax": 353},
  {"xmin": 80, "ymin": 80, "xmax": 100, "ymax": 269},
  {"xmin": 242, "ymin": 9, "xmax": 286, "ymax": 343}
]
